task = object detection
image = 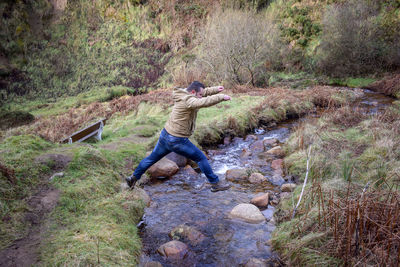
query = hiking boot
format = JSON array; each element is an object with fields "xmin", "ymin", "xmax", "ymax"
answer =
[
  {"xmin": 125, "ymin": 174, "xmax": 137, "ymax": 189},
  {"xmin": 211, "ymin": 180, "xmax": 231, "ymax": 192}
]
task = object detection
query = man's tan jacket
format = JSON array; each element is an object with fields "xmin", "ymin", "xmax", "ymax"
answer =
[{"xmin": 164, "ymin": 86, "xmax": 226, "ymax": 138}]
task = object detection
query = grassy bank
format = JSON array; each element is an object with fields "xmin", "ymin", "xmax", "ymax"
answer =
[
  {"xmin": 272, "ymin": 101, "xmax": 400, "ymax": 265},
  {"xmin": 40, "ymin": 142, "xmax": 147, "ymax": 265}
]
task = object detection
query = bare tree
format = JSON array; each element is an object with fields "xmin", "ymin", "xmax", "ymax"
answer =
[{"xmin": 194, "ymin": 9, "xmax": 283, "ymax": 86}]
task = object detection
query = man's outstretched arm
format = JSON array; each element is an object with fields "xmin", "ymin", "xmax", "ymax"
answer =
[
  {"xmin": 203, "ymin": 86, "xmax": 225, "ymax": 97},
  {"xmin": 185, "ymin": 94, "xmax": 231, "ymax": 109}
]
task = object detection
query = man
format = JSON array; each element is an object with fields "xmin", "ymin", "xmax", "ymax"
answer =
[{"xmin": 126, "ymin": 81, "xmax": 231, "ymax": 192}]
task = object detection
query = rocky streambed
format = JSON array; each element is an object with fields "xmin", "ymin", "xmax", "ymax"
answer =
[{"xmin": 136, "ymin": 88, "xmax": 394, "ymax": 267}]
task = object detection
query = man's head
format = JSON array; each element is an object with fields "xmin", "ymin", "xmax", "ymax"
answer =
[{"xmin": 186, "ymin": 81, "xmax": 205, "ymax": 98}]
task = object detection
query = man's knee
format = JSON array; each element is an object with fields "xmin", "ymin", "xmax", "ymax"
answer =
[{"xmin": 193, "ymin": 151, "xmax": 208, "ymax": 163}]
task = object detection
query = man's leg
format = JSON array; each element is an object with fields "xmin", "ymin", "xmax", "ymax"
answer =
[
  {"xmin": 170, "ymin": 138, "xmax": 220, "ymax": 183},
  {"xmin": 128, "ymin": 136, "xmax": 171, "ymax": 185}
]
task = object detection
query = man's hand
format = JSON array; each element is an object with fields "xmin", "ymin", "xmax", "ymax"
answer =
[
  {"xmin": 218, "ymin": 86, "xmax": 224, "ymax": 92},
  {"xmin": 223, "ymin": 95, "xmax": 231, "ymax": 101}
]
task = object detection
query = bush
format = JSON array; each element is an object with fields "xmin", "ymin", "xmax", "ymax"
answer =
[
  {"xmin": 316, "ymin": 0, "xmax": 400, "ymax": 76},
  {"xmin": 193, "ymin": 9, "xmax": 284, "ymax": 86},
  {"xmin": 0, "ymin": 111, "xmax": 35, "ymax": 130}
]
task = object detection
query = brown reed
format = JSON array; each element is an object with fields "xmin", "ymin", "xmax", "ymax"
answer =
[{"xmin": 306, "ymin": 181, "xmax": 400, "ymax": 266}]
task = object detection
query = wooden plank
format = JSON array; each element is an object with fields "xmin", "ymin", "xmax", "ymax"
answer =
[{"xmin": 61, "ymin": 119, "xmax": 106, "ymax": 144}]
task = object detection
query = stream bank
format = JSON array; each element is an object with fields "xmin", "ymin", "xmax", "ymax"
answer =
[{"xmin": 136, "ymin": 88, "xmax": 394, "ymax": 266}]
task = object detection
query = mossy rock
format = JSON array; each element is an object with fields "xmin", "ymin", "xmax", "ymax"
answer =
[{"xmin": 0, "ymin": 111, "xmax": 35, "ymax": 130}]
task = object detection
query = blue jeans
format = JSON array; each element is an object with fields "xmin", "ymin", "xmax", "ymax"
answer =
[{"xmin": 133, "ymin": 129, "xmax": 219, "ymax": 183}]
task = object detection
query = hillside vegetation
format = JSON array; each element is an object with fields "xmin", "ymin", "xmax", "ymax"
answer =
[
  {"xmin": 1, "ymin": 0, "xmax": 399, "ymax": 106},
  {"xmin": 0, "ymin": 0, "xmax": 400, "ymax": 266}
]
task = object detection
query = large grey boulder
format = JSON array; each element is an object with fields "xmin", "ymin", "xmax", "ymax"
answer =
[
  {"xmin": 147, "ymin": 157, "xmax": 179, "ymax": 178},
  {"xmin": 229, "ymin": 204, "xmax": 265, "ymax": 224}
]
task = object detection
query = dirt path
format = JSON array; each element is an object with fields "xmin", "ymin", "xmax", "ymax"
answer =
[{"xmin": 0, "ymin": 185, "xmax": 60, "ymax": 267}]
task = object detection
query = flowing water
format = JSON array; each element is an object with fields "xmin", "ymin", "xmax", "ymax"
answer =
[{"xmin": 138, "ymin": 88, "xmax": 394, "ymax": 267}]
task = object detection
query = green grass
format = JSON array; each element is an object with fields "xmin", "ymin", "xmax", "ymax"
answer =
[
  {"xmin": 0, "ymin": 135, "xmax": 55, "ymax": 248},
  {"xmin": 101, "ymin": 102, "xmax": 169, "ymax": 142},
  {"xmin": 328, "ymin": 77, "xmax": 376, "ymax": 88},
  {"xmin": 267, "ymin": 72, "xmax": 321, "ymax": 89},
  {"xmin": 195, "ymin": 95, "xmax": 263, "ymax": 144},
  {"xmin": 3, "ymin": 87, "xmax": 111, "ymax": 117},
  {"xmin": 39, "ymin": 143, "xmax": 146, "ymax": 266}
]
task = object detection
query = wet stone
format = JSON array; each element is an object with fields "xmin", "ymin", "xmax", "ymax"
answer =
[
  {"xmin": 213, "ymin": 230, "xmax": 233, "ymax": 242},
  {"xmin": 157, "ymin": 240, "xmax": 188, "ymax": 260},
  {"xmin": 273, "ymin": 168, "xmax": 284, "ymax": 177},
  {"xmin": 249, "ymin": 140, "xmax": 265, "ymax": 153},
  {"xmin": 266, "ymin": 146, "xmax": 284, "ymax": 156},
  {"xmin": 262, "ymin": 206, "xmax": 275, "ymax": 221},
  {"xmin": 226, "ymin": 168, "xmax": 249, "ymax": 182},
  {"xmin": 269, "ymin": 194, "xmax": 280, "ymax": 205},
  {"xmin": 182, "ymin": 165, "xmax": 198, "ymax": 176},
  {"xmin": 271, "ymin": 159, "xmax": 284, "ymax": 170},
  {"xmin": 147, "ymin": 157, "xmax": 179, "ymax": 178},
  {"xmin": 248, "ymin": 173, "xmax": 267, "ymax": 184},
  {"xmin": 230, "ymin": 204, "xmax": 265, "ymax": 224},
  {"xmin": 269, "ymin": 173, "xmax": 285, "ymax": 186},
  {"xmin": 281, "ymin": 183, "xmax": 296, "ymax": 192},
  {"xmin": 257, "ymin": 152, "xmax": 274, "ymax": 161},
  {"xmin": 169, "ymin": 224, "xmax": 205, "ymax": 246},
  {"xmin": 224, "ymin": 136, "xmax": 232, "ymax": 145},
  {"xmin": 250, "ymin": 193, "xmax": 269, "ymax": 208},
  {"xmin": 263, "ymin": 138, "xmax": 279, "ymax": 147},
  {"xmin": 245, "ymin": 135, "xmax": 258, "ymax": 142},
  {"xmin": 166, "ymin": 152, "xmax": 187, "ymax": 167}
]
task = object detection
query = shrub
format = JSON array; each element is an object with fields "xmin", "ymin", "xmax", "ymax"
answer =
[
  {"xmin": 193, "ymin": 9, "xmax": 284, "ymax": 86},
  {"xmin": 0, "ymin": 111, "xmax": 35, "ymax": 130},
  {"xmin": 316, "ymin": 0, "xmax": 400, "ymax": 76}
]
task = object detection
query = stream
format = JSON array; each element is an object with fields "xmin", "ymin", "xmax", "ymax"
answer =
[{"xmin": 138, "ymin": 88, "xmax": 394, "ymax": 267}]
